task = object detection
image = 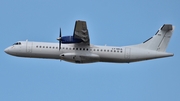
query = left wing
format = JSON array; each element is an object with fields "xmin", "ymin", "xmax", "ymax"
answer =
[{"xmin": 73, "ymin": 20, "xmax": 90, "ymax": 45}]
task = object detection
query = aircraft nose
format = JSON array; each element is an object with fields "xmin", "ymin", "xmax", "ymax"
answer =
[
  {"xmin": 4, "ymin": 47, "xmax": 12, "ymax": 54},
  {"xmin": 4, "ymin": 46, "xmax": 18, "ymax": 56},
  {"xmin": 4, "ymin": 48, "xmax": 9, "ymax": 54}
]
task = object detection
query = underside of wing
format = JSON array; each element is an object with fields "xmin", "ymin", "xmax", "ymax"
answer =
[{"xmin": 73, "ymin": 20, "xmax": 90, "ymax": 45}]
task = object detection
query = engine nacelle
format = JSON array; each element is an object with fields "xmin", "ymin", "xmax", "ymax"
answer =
[{"xmin": 61, "ymin": 36, "xmax": 83, "ymax": 43}]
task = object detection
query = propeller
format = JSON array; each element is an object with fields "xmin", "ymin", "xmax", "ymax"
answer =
[{"xmin": 57, "ymin": 28, "xmax": 62, "ymax": 50}]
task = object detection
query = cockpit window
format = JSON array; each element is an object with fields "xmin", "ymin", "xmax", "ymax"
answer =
[{"xmin": 13, "ymin": 42, "xmax": 21, "ymax": 45}]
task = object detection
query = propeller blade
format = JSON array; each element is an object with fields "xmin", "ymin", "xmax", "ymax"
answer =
[
  {"xmin": 59, "ymin": 28, "xmax": 62, "ymax": 50},
  {"xmin": 60, "ymin": 28, "xmax": 61, "ymax": 37},
  {"xmin": 59, "ymin": 40, "xmax": 61, "ymax": 50}
]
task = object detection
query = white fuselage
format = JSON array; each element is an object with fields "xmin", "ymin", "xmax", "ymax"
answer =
[{"xmin": 4, "ymin": 41, "xmax": 173, "ymax": 63}]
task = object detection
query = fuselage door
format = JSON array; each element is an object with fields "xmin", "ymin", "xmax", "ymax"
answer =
[
  {"xmin": 124, "ymin": 47, "xmax": 131, "ymax": 61},
  {"xmin": 26, "ymin": 41, "xmax": 32, "ymax": 53}
]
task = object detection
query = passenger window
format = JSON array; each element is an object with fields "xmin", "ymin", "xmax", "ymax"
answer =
[
  {"xmin": 83, "ymin": 48, "xmax": 85, "ymax": 50},
  {"xmin": 107, "ymin": 50, "xmax": 109, "ymax": 52},
  {"xmin": 80, "ymin": 48, "xmax": 82, "ymax": 50},
  {"xmin": 49, "ymin": 46, "xmax": 51, "ymax": 48},
  {"xmin": 97, "ymin": 49, "xmax": 99, "ymax": 51},
  {"xmin": 56, "ymin": 47, "xmax": 58, "ymax": 49},
  {"xmin": 86, "ymin": 48, "xmax": 88, "ymax": 51},
  {"xmin": 104, "ymin": 50, "xmax": 106, "ymax": 52},
  {"xmin": 43, "ymin": 46, "xmax": 45, "ymax": 48},
  {"xmin": 46, "ymin": 46, "xmax": 48, "ymax": 48},
  {"xmin": 69, "ymin": 48, "xmax": 71, "ymax": 50},
  {"xmin": 76, "ymin": 48, "xmax": 78, "ymax": 50},
  {"xmin": 94, "ymin": 49, "xmax": 96, "ymax": 51},
  {"xmin": 36, "ymin": 46, "xmax": 38, "ymax": 48},
  {"xmin": 39, "ymin": 46, "xmax": 42, "ymax": 48},
  {"xmin": 73, "ymin": 48, "xmax": 75, "ymax": 50}
]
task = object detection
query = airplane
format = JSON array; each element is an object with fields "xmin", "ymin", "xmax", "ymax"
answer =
[{"xmin": 4, "ymin": 20, "xmax": 174, "ymax": 64}]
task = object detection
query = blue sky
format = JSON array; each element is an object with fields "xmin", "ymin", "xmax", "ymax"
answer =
[{"xmin": 1, "ymin": 0, "xmax": 180, "ymax": 101}]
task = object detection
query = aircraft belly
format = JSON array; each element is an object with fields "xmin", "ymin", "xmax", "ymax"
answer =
[
  {"xmin": 98, "ymin": 53, "xmax": 127, "ymax": 63},
  {"xmin": 60, "ymin": 53, "xmax": 99, "ymax": 63}
]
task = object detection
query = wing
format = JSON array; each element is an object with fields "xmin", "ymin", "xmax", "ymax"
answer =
[{"xmin": 73, "ymin": 20, "xmax": 90, "ymax": 45}]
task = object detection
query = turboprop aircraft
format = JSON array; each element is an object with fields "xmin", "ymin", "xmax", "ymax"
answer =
[{"xmin": 4, "ymin": 20, "xmax": 174, "ymax": 63}]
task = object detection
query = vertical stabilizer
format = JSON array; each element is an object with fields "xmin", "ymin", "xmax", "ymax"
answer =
[{"xmin": 134, "ymin": 24, "xmax": 174, "ymax": 52}]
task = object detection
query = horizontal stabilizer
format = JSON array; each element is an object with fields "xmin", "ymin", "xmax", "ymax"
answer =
[{"xmin": 161, "ymin": 24, "xmax": 173, "ymax": 31}]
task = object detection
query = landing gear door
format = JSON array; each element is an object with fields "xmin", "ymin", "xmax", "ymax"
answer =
[{"xmin": 26, "ymin": 41, "xmax": 32, "ymax": 53}]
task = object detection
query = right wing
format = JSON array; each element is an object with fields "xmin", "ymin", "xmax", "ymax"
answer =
[{"xmin": 73, "ymin": 20, "xmax": 90, "ymax": 45}]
